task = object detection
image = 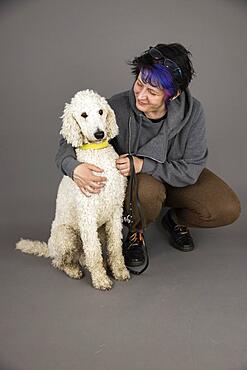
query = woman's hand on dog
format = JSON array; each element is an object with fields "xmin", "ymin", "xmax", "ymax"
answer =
[
  {"xmin": 73, "ymin": 163, "xmax": 107, "ymax": 197},
  {"xmin": 116, "ymin": 154, "xmax": 144, "ymax": 177}
]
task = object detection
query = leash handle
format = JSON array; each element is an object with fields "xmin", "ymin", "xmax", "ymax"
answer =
[{"xmin": 125, "ymin": 155, "xmax": 149, "ymax": 275}]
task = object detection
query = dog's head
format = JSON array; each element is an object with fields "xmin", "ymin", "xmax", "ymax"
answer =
[{"xmin": 60, "ymin": 89, "xmax": 118, "ymax": 147}]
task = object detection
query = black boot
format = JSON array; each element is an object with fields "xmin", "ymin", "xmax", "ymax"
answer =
[
  {"xmin": 162, "ymin": 209, "xmax": 195, "ymax": 252},
  {"xmin": 123, "ymin": 231, "xmax": 145, "ymax": 267}
]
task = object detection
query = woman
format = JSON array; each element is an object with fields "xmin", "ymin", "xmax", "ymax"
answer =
[{"xmin": 55, "ymin": 43, "xmax": 241, "ymax": 268}]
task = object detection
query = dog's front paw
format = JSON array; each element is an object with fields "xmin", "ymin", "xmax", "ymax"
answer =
[
  {"xmin": 92, "ymin": 274, "xmax": 113, "ymax": 291},
  {"xmin": 112, "ymin": 266, "xmax": 130, "ymax": 281}
]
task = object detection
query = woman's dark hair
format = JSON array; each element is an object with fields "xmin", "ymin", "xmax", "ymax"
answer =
[{"xmin": 127, "ymin": 43, "xmax": 196, "ymax": 102}]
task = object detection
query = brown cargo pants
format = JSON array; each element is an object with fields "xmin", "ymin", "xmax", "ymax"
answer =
[{"xmin": 124, "ymin": 168, "xmax": 241, "ymax": 230}]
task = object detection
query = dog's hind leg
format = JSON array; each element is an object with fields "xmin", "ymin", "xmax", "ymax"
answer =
[{"xmin": 48, "ymin": 224, "xmax": 84, "ymax": 279}]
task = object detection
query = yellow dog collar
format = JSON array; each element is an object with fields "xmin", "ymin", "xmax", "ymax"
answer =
[{"xmin": 79, "ymin": 140, "xmax": 109, "ymax": 150}]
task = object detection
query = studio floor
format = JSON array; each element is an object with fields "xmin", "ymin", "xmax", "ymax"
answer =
[{"xmin": 1, "ymin": 212, "xmax": 246, "ymax": 370}]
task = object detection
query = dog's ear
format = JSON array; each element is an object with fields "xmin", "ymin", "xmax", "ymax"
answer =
[
  {"xmin": 60, "ymin": 103, "xmax": 84, "ymax": 147},
  {"xmin": 105, "ymin": 103, "xmax": 119, "ymax": 140}
]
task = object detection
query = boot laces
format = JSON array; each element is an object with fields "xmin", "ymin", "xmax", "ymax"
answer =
[
  {"xmin": 174, "ymin": 225, "xmax": 189, "ymax": 234},
  {"xmin": 174, "ymin": 225, "xmax": 191, "ymax": 242},
  {"xmin": 128, "ymin": 232, "xmax": 144, "ymax": 249}
]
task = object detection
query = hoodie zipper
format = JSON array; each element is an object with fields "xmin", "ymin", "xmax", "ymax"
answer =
[
  {"xmin": 133, "ymin": 114, "xmax": 143, "ymax": 154},
  {"xmin": 128, "ymin": 113, "xmax": 144, "ymax": 155},
  {"xmin": 128, "ymin": 116, "xmax": 132, "ymax": 154}
]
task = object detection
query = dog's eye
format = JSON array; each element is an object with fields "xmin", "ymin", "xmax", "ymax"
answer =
[
  {"xmin": 81, "ymin": 112, "xmax": 88, "ymax": 118},
  {"xmin": 99, "ymin": 109, "xmax": 103, "ymax": 115}
]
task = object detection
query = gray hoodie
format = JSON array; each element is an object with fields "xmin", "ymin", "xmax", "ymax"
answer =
[{"xmin": 55, "ymin": 86, "xmax": 208, "ymax": 187}]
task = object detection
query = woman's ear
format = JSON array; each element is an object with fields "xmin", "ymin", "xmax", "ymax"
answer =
[
  {"xmin": 60, "ymin": 103, "xmax": 84, "ymax": 147},
  {"xmin": 170, "ymin": 90, "xmax": 181, "ymax": 101}
]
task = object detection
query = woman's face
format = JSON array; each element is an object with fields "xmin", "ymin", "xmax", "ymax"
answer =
[{"xmin": 133, "ymin": 72, "xmax": 167, "ymax": 117}]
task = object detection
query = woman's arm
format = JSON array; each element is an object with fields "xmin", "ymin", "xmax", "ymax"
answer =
[{"xmin": 55, "ymin": 136, "xmax": 81, "ymax": 178}]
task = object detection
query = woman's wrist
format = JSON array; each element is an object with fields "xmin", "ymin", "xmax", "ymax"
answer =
[{"xmin": 134, "ymin": 156, "xmax": 144, "ymax": 173}]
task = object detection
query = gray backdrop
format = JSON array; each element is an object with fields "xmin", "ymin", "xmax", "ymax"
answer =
[
  {"xmin": 1, "ymin": 1, "xmax": 247, "ymax": 370},
  {"xmin": 0, "ymin": 0, "xmax": 246, "ymax": 239}
]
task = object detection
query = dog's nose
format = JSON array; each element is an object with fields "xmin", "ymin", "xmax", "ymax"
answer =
[{"xmin": 94, "ymin": 130, "xmax": 105, "ymax": 140}]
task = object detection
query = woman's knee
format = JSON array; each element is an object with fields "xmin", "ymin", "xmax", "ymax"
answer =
[
  {"xmin": 137, "ymin": 173, "xmax": 166, "ymax": 207},
  {"xmin": 174, "ymin": 174, "xmax": 241, "ymax": 228},
  {"xmin": 200, "ymin": 192, "xmax": 241, "ymax": 227},
  {"xmin": 187, "ymin": 169, "xmax": 241, "ymax": 227},
  {"xmin": 218, "ymin": 194, "xmax": 241, "ymax": 225},
  {"xmin": 178, "ymin": 195, "xmax": 241, "ymax": 228},
  {"xmin": 134, "ymin": 174, "xmax": 166, "ymax": 226}
]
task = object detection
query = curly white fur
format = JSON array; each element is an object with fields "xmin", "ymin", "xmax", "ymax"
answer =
[{"xmin": 16, "ymin": 89, "xmax": 130, "ymax": 290}]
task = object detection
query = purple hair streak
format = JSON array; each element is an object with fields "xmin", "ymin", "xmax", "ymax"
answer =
[{"xmin": 140, "ymin": 63, "xmax": 177, "ymax": 105}]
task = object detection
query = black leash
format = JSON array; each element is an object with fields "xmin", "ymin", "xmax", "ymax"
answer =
[{"xmin": 123, "ymin": 155, "xmax": 149, "ymax": 275}]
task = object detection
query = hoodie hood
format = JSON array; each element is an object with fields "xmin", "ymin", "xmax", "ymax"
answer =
[
  {"xmin": 128, "ymin": 85, "xmax": 194, "ymax": 140},
  {"xmin": 106, "ymin": 84, "xmax": 205, "ymax": 166}
]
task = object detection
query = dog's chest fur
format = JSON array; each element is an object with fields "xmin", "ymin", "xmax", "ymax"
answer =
[
  {"xmin": 73, "ymin": 145, "xmax": 127, "ymax": 225},
  {"xmin": 76, "ymin": 145, "xmax": 119, "ymax": 172}
]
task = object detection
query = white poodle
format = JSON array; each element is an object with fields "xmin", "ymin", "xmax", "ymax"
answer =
[{"xmin": 16, "ymin": 89, "xmax": 130, "ymax": 290}]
